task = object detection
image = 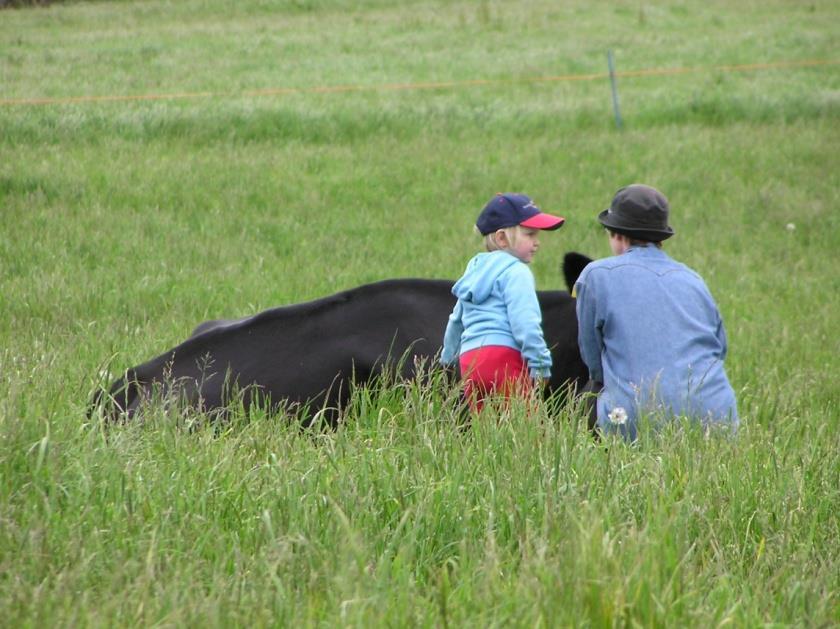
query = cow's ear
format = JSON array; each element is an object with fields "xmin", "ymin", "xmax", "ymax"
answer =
[{"xmin": 562, "ymin": 252, "xmax": 593, "ymax": 294}]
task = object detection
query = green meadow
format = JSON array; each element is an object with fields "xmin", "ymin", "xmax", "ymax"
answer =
[{"xmin": 1, "ymin": 0, "xmax": 838, "ymax": 625}]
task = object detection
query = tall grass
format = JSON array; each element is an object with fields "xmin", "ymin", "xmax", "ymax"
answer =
[
  {"xmin": 3, "ymin": 375, "xmax": 837, "ymax": 625},
  {"xmin": 1, "ymin": 0, "xmax": 838, "ymax": 625}
]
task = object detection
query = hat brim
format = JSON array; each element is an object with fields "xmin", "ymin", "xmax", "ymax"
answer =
[
  {"xmin": 520, "ymin": 212, "xmax": 565, "ymax": 231},
  {"xmin": 597, "ymin": 208, "xmax": 674, "ymax": 241}
]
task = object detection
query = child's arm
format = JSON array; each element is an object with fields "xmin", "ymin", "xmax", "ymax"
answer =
[
  {"xmin": 440, "ymin": 301, "xmax": 464, "ymax": 365},
  {"xmin": 502, "ymin": 265, "xmax": 552, "ymax": 379},
  {"xmin": 574, "ymin": 271, "xmax": 604, "ymax": 383}
]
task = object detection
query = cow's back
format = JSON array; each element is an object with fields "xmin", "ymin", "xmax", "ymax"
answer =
[
  {"xmin": 98, "ymin": 277, "xmax": 587, "ymax": 422},
  {"xmin": 226, "ymin": 278, "xmax": 456, "ymax": 402},
  {"xmin": 101, "ymin": 279, "xmax": 457, "ymax": 421}
]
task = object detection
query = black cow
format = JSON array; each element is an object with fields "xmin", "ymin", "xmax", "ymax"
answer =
[{"xmin": 93, "ymin": 253, "xmax": 593, "ymax": 424}]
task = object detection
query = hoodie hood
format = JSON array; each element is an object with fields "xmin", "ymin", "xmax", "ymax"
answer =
[{"xmin": 452, "ymin": 251, "xmax": 520, "ymax": 304}]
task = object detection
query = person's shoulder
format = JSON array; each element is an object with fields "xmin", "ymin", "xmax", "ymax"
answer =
[
  {"xmin": 584, "ymin": 256, "xmax": 615, "ymax": 270},
  {"xmin": 577, "ymin": 256, "xmax": 616, "ymax": 281},
  {"xmin": 499, "ymin": 258, "xmax": 533, "ymax": 281},
  {"xmin": 493, "ymin": 259, "xmax": 534, "ymax": 293},
  {"xmin": 663, "ymin": 254, "xmax": 705, "ymax": 282},
  {"xmin": 657, "ymin": 255, "xmax": 719, "ymax": 298}
]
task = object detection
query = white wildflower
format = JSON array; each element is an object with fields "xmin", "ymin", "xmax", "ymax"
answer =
[
  {"xmin": 785, "ymin": 223, "xmax": 795, "ymax": 232},
  {"xmin": 608, "ymin": 406, "xmax": 628, "ymax": 425}
]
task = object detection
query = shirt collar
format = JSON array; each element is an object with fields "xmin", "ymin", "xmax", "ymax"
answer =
[{"xmin": 626, "ymin": 244, "xmax": 666, "ymax": 257}]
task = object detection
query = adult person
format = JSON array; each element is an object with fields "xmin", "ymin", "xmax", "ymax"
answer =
[{"xmin": 574, "ymin": 184, "xmax": 738, "ymax": 439}]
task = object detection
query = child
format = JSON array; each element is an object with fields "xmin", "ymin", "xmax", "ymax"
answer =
[
  {"xmin": 441, "ymin": 193, "xmax": 565, "ymax": 411},
  {"xmin": 574, "ymin": 184, "xmax": 739, "ymax": 439}
]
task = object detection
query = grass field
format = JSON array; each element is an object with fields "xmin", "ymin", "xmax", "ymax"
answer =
[{"xmin": 2, "ymin": 0, "xmax": 839, "ymax": 625}]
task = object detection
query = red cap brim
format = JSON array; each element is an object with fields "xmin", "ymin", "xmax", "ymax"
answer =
[{"xmin": 520, "ymin": 212, "xmax": 565, "ymax": 231}]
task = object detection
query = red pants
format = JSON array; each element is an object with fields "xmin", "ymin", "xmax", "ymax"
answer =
[{"xmin": 459, "ymin": 346, "xmax": 532, "ymax": 412}]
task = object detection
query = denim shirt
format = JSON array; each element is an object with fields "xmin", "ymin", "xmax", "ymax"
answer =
[{"xmin": 575, "ymin": 246, "xmax": 738, "ymax": 438}]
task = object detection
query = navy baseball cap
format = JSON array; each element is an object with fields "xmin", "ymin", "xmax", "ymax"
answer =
[{"xmin": 475, "ymin": 193, "xmax": 565, "ymax": 235}]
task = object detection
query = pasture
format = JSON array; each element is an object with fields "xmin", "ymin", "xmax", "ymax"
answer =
[{"xmin": 1, "ymin": 0, "xmax": 838, "ymax": 625}]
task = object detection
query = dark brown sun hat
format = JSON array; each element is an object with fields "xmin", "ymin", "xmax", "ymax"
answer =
[{"xmin": 598, "ymin": 184, "xmax": 675, "ymax": 242}]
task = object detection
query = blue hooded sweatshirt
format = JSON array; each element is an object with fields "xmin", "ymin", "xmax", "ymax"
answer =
[{"xmin": 440, "ymin": 251, "xmax": 552, "ymax": 379}]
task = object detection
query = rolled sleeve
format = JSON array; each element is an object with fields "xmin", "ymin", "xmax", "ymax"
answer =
[
  {"xmin": 716, "ymin": 314, "xmax": 728, "ymax": 361},
  {"xmin": 575, "ymin": 271, "xmax": 604, "ymax": 383}
]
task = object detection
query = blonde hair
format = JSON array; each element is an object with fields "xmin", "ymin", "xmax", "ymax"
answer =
[{"xmin": 478, "ymin": 225, "xmax": 519, "ymax": 252}]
